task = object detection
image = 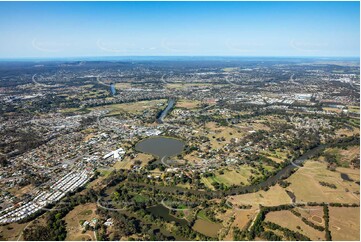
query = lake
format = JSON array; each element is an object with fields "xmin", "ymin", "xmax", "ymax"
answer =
[{"xmin": 135, "ymin": 136, "xmax": 185, "ymax": 160}]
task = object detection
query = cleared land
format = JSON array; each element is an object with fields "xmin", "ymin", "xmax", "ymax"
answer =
[
  {"xmin": 294, "ymin": 206, "xmax": 325, "ymax": 227},
  {"xmin": 205, "ymin": 122, "xmax": 244, "ymax": 149},
  {"xmin": 214, "ymin": 167, "xmax": 254, "ymax": 187},
  {"xmin": 64, "ymin": 203, "xmax": 98, "ymax": 241},
  {"xmin": 286, "ymin": 161, "xmax": 360, "ymax": 204},
  {"xmin": 329, "ymin": 207, "xmax": 360, "ymax": 241},
  {"xmin": 201, "ymin": 166, "xmax": 257, "ymax": 190},
  {"xmin": 228, "ymin": 184, "xmax": 291, "ymax": 208},
  {"xmin": 265, "ymin": 210, "xmax": 325, "ymax": 241},
  {"xmin": 175, "ymin": 99, "xmax": 201, "ymax": 109},
  {"xmin": 0, "ymin": 222, "xmax": 28, "ymax": 241},
  {"xmin": 91, "ymin": 99, "xmax": 167, "ymax": 115},
  {"xmin": 192, "ymin": 211, "xmax": 222, "ymax": 238}
]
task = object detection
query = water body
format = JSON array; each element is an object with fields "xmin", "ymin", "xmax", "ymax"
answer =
[
  {"xmin": 157, "ymin": 99, "xmax": 175, "ymax": 123},
  {"xmin": 118, "ymin": 209, "xmax": 183, "ymax": 240},
  {"xmin": 131, "ymin": 144, "xmax": 327, "ymax": 198},
  {"xmin": 223, "ymin": 144, "xmax": 326, "ymax": 196},
  {"xmin": 147, "ymin": 204, "xmax": 188, "ymax": 226},
  {"xmin": 340, "ymin": 173, "xmax": 353, "ymax": 182},
  {"xmin": 135, "ymin": 136, "xmax": 185, "ymax": 160}
]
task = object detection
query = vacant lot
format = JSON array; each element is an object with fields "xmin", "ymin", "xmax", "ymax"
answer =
[
  {"xmin": 192, "ymin": 214, "xmax": 222, "ymax": 238},
  {"xmin": 329, "ymin": 207, "xmax": 360, "ymax": 241},
  {"xmin": 114, "ymin": 82, "xmax": 132, "ymax": 89},
  {"xmin": 64, "ymin": 203, "xmax": 98, "ymax": 241},
  {"xmin": 323, "ymin": 107, "xmax": 342, "ymax": 113},
  {"xmin": 110, "ymin": 152, "xmax": 154, "ymax": 171},
  {"xmin": 205, "ymin": 122, "xmax": 243, "ymax": 149},
  {"xmin": 165, "ymin": 83, "xmax": 215, "ymax": 90},
  {"xmin": 175, "ymin": 99, "xmax": 201, "ymax": 109},
  {"xmin": 0, "ymin": 222, "xmax": 28, "ymax": 241},
  {"xmin": 336, "ymin": 126, "xmax": 360, "ymax": 138},
  {"xmin": 229, "ymin": 184, "xmax": 291, "ymax": 208},
  {"xmin": 233, "ymin": 209, "xmax": 257, "ymax": 229},
  {"xmin": 286, "ymin": 161, "xmax": 360, "ymax": 204},
  {"xmin": 92, "ymin": 99, "xmax": 166, "ymax": 115},
  {"xmin": 213, "ymin": 167, "xmax": 254, "ymax": 187},
  {"xmin": 294, "ymin": 206, "xmax": 325, "ymax": 227},
  {"xmin": 265, "ymin": 210, "xmax": 325, "ymax": 241}
]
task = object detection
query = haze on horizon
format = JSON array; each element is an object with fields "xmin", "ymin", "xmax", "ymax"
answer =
[{"xmin": 0, "ymin": 1, "xmax": 359, "ymax": 59}]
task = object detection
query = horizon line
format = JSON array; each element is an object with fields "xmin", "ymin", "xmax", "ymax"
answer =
[{"xmin": 0, "ymin": 55, "xmax": 359, "ymax": 62}]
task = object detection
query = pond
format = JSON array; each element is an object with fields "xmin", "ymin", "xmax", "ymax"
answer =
[
  {"xmin": 135, "ymin": 136, "xmax": 185, "ymax": 160},
  {"xmin": 340, "ymin": 173, "xmax": 353, "ymax": 182},
  {"xmin": 147, "ymin": 204, "xmax": 189, "ymax": 226}
]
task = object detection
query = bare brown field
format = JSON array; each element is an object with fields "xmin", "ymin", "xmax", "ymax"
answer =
[
  {"xmin": 165, "ymin": 83, "xmax": 216, "ymax": 90},
  {"xmin": 223, "ymin": 67, "xmax": 239, "ymax": 72},
  {"xmin": 91, "ymin": 99, "xmax": 166, "ymax": 115},
  {"xmin": 0, "ymin": 222, "xmax": 28, "ymax": 241},
  {"xmin": 232, "ymin": 209, "xmax": 257, "ymax": 229},
  {"xmin": 233, "ymin": 121, "xmax": 270, "ymax": 133},
  {"xmin": 84, "ymin": 172, "xmax": 110, "ymax": 192},
  {"xmin": 265, "ymin": 210, "xmax": 325, "ymax": 240},
  {"xmin": 229, "ymin": 184, "xmax": 291, "ymax": 208},
  {"xmin": 184, "ymin": 152, "xmax": 203, "ymax": 165},
  {"xmin": 110, "ymin": 150, "xmax": 154, "ymax": 171},
  {"xmin": 64, "ymin": 203, "xmax": 98, "ymax": 241},
  {"xmin": 205, "ymin": 122, "xmax": 242, "ymax": 149},
  {"xmin": 114, "ymin": 83, "xmax": 132, "ymax": 89},
  {"xmin": 192, "ymin": 218, "xmax": 222, "ymax": 238},
  {"xmin": 8, "ymin": 184, "xmax": 35, "ymax": 198},
  {"xmin": 286, "ymin": 161, "xmax": 360, "ymax": 204},
  {"xmin": 336, "ymin": 127, "xmax": 359, "ymax": 138},
  {"xmin": 222, "ymin": 209, "xmax": 257, "ymax": 240},
  {"xmin": 175, "ymin": 99, "xmax": 201, "ymax": 109},
  {"xmin": 83, "ymin": 133, "xmax": 95, "ymax": 142},
  {"xmin": 329, "ymin": 207, "xmax": 360, "ymax": 241},
  {"xmin": 293, "ymin": 206, "xmax": 325, "ymax": 226},
  {"xmin": 323, "ymin": 107, "xmax": 342, "ymax": 113}
]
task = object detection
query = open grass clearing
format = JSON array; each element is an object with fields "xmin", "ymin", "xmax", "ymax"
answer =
[
  {"xmin": 0, "ymin": 222, "xmax": 28, "ymax": 241},
  {"xmin": 265, "ymin": 210, "xmax": 325, "ymax": 241},
  {"xmin": 214, "ymin": 167, "xmax": 254, "ymax": 186},
  {"xmin": 90, "ymin": 99, "xmax": 167, "ymax": 115},
  {"xmin": 293, "ymin": 206, "xmax": 325, "ymax": 226},
  {"xmin": 286, "ymin": 161, "xmax": 360, "ymax": 204},
  {"xmin": 175, "ymin": 99, "xmax": 201, "ymax": 109},
  {"xmin": 329, "ymin": 207, "xmax": 360, "ymax": 241},
  {"xmin": 228, "ymin": 184, "xmax": 291, "ymax": 208},
  {"xmin": 64, "ymin": 203, "xmax": 98, "ymax": 241}
]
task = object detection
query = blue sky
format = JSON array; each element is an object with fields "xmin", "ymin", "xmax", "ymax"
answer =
[{"xmin": 0, "ymin": 1, "xmax": 359, "ymax": 58}]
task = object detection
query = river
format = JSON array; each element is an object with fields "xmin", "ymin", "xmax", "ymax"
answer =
[
  {"xmin": 131, "ymin": 143, "xmax": 327, "ymax": 198},
  {"xmin": 157, "ymin": 99, "xmax": 175, "ymax": 123}
]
